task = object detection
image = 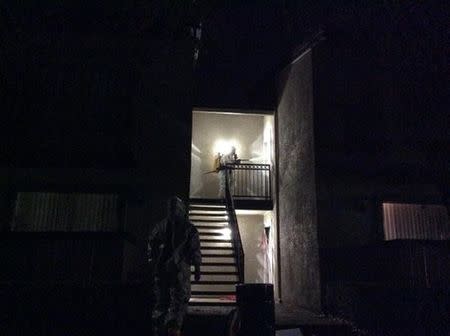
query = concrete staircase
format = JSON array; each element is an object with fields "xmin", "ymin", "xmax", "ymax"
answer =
[{"xmin": 188, "ymin": 200, "xmax": 239, "ymax": 306}]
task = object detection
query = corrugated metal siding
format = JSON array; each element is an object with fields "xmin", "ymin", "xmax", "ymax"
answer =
[
  {"xmin": 383, "ymin": 203, "xmax": 450, "ymax": 240},
  {"xmin": 12, "ymin": 192, "xmax": 119, "ymax": 232}
]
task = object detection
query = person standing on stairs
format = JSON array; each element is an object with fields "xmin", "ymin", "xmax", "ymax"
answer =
[
  {"xmin": 218, "ymin": 146, "xmax": 241, "ymax": 198},
  {"xmin": 147, "ymin": 196, "xmax": 202, "ymax": 336}
]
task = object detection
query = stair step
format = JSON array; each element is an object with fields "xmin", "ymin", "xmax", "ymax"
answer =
[
  {"xmin": 189, "ymin": 213, "xmax": 228, "ymax": 220},
  {"xmin": 191, "ymin": 219, "xmax": 230, "ymax": 223},
  {"xmin": 190, "ymin": 209, "xmax": 227, "ymax": 213},
  {"xmin": 191, "ymin": 214, "xmax": 228, "ymax": 218},
  {"xmin": 193, "ymin": 271, "xmax": 239, "ymax": 275},
  {"xmin": 191, "ymin": 274, "xmax": 239, "ymax": 281},
  {"xmin": 191, "ymin": 280, "xmax": 238, "ymax": 285},
  {"xmin": 197, "ymin": 231, "xmax": 227, "ymax": 236},
  {"xmin": 201, "ymin": 261, "xmax": 235, "ymax": 266},
  {"xmin": 200, "ymin": 238, "xmax": 232, "ymax": 242},
  {"xmin": 201, "ymin": 251, "xmax": 235, "ymax": 256},
  {"xmin": 189, "ymin": 210, "xmax": 228, "ymax": 217},
  {"xmin": 193, "ymin": 265, "xmax": 237, "ymax": 272},
  {"xmin": 200, "ymin": 234, "xmax": 232, "ymax": 243},
  {"xmin": 195, "ymin": 223, "xmax": 230, "ymax": 230},
  {"xmin": 190, "ymin": 203, "xmax": 226, "ymax": 207},
  {"xmin": 198, "ymin": 226, "xmax": 228, "ymax": 231},
  {"xmin": 189, "ymin": 202, "xmax": 225, "ymax": 206},
  {"xmin": 192, "ymin": 284, "xmax": 236, "ymax": 292},
  {"xmin": 189, "ymin": 297, "xmax": 236, "ymax": 306},
  {"xmin": 192, "ymin": 219, "xmax": 229, "ymax": 223},
  {"xmin": 193, "ymin": 224, "xmax": 229, "ymax": 229},
  {"xmin": 202, "ymin": 257, "xmax": 235, "ymax": 264},
  {"xmin": 200, "ymin": 242, "xmax": 232, "ymax": 248},
  {"xmin": 190, "ymin": 201, "xmax": 226, "ymax": 206},
  {"xmin": 198, "ymin": 227, "xmax": 230, "ymax": 233},
  {"xmin": 189, "ymin": 206, "xmax": 227, "ymax": 211},
  {"xmin": 192, "ymin": 291, "xmax": 235, "ymax": 296},
  {"xmin": 189, "ymin": 212, "xmax": 228, "ymax": 217},
  {"xmin": 195, "ymin": 225, "xmax": 230, "ymax": 230},
  {"xmin": 201, "ymin": 262, "xmax": 237, "ymax": 267},
  {"xmin": 198, "ymin": 230, "xmax": 231, "ymax": 239},
  {"xmin": 189, "ymin": 199, "xmax": 226, "ymax": 205},
  {"xmin": 201, "ymin": 253, "xmax": 235, "ymax": 258},
  {"xmin": 200, "ymin": 246, "xmax": 234, "ymax": 250}
]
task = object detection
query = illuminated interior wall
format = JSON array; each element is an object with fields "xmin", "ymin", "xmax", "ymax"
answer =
[
  {"xmin": 236, "ymin": 214, "xmax": 266, "ymax": 283},
  {"xmin": 190, "ymin": 112, "xmax": 270, "ymax": 198},
  {"xmin": 236, "ymin": 211, "xmax": 277, "ymax": 298}
]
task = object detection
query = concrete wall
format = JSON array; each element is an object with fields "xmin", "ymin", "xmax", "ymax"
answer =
[
  {"xmin": 190, "ymin": 112, "xmax": 265, "ymax": 198},
  {"xmin": 310, "ymin": 34, "xmax": 449, "ymax": 249},
  {"xmin": 315, "ymin": 177, "xmax": 380, "ymax": 248},
  {"xmin": 316, "ymin": 177, "xmax": 446, "ymax": 248},
  {"xmin": 277, "ymin": 49, "xmax": 321, "ymax": 311},
  {"xmin": 0, "ymin": 187, "xmax": 12, "ymax": 232}
]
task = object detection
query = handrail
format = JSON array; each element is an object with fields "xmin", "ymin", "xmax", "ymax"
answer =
[
  {"xmin": 227, "ymin": 163, "xmax": 272, "ymax": 200},
  {"xmin": 224, "ymin": 168, "xmax": 245, "ymax": 283},
  {"xmin": 229, "ymin": 163, "xmax": 271, "ymax": 169}
]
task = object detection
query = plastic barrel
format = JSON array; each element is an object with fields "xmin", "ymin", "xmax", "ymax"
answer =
[{"xmin": 236, "ymin": 284, "xmax": 275, "ymax": 336}]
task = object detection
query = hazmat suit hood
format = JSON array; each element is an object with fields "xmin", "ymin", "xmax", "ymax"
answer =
[
  {"xmin": 167, "ymin": 196, "xmax": 188, "ymax": 222},
  {"xmin": 166, "ymin": 196, "xmax": 190, "ymax": 249}
]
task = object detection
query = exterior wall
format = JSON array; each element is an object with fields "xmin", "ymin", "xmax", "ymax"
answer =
[
  {"xmin": 0, "ymin": 184, "xmax": 12, "ymax": 232},
  {"xmin": 315, "ymin": 173, "xmax": 446, "ymax": 249},
  {"xmin": 315, "ymin": 176, "xmax": 381, "ymax": 249},
  {"xmin": 277, "ymin": 49, "xmax": 321, "ymax": 311},
  {"xmin": 3, "ymin": 29, "xmax": 195, "ymax": 282},
  {"xmin": 310, "ymin": 26, "xmax": 449, "ymax": 248},
  {"xmin": 310, "ymin": 34, "xmax": 450, "ymax": 326}
]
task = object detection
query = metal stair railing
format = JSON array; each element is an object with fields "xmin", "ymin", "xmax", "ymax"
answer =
[
  {"xmin": 224, "ymin": 167, "xmax": 245, "ymax": 283},
  {"xmin": 228, "ymin": 163, "xmax": 272, "ymax": 200}
]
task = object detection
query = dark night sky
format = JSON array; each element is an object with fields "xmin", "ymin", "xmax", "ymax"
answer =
[
  {"xmin": 195, "ymin": 1, "xmax": 449, "ymax": 112},
  {"xmin": 1, "ymin": 1, "xmax": 449, "ymax": 176},
  {"xmin": 195, "ymin": 1, "xmax": 449, "ymax": 174}
]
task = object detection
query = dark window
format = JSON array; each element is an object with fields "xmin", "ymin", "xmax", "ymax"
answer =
[
  {"xmin": 12, "ymin": 192, "xmax": 120, "ymax": 232},
  {"xmin": 382, "ymin": 202, "xmax": 449, "ymax": 240}
]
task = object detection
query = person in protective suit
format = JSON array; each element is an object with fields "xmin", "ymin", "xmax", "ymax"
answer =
[
  {"xmin": 147, "ymin": 196, "xmax": 202, "ymax": 336},
  {"xmin": 218, "ymin": 146, "xmax": 240, "ymax": 198}
]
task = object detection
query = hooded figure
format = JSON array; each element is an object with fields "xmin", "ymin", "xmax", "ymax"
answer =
[
  {"xmin": 218, "ymin": 146, "xmax": 240, "ymax": 198},
  {"xmin": 148, "ymin": 196, "xmax": 201, "ymax": 336}
]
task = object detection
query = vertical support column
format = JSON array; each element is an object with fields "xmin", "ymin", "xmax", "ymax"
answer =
[{"xmin": 277, "ymin": 49, "xmax": 321, "ymax": 311}]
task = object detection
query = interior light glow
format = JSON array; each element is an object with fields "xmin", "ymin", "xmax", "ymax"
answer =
[
  {"xmin": 220, "ymin": 228, "xmax": 232, "ymax": 239},
  {"xmin": 212, "ymin": 139, "xmax": 241, "ymax": 156}
]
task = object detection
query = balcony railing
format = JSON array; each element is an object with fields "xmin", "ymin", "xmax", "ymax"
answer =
[{"xmin": 225, "ymin": 163, "xmax": 272, "ymax": 200}]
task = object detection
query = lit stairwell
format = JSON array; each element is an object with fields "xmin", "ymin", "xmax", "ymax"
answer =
[{"xmin": 188, "ymin": 200, "xmax": 240, "ymax": 306}]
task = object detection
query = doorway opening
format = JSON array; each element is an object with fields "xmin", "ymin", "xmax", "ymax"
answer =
[
  {"xmin": 189, "ymin": 109, "xmax": 279, "ymax": 303},
  {"xmin": 190, "ymin": 110, "xmax": 275, "ymax": 203}
]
